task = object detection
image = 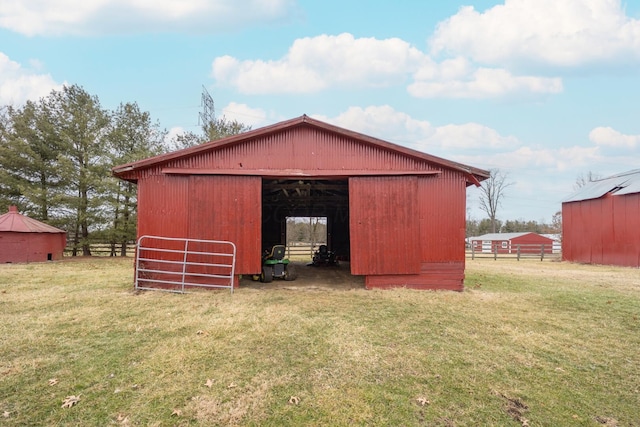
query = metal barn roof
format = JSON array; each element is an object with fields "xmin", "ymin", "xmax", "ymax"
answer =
[
  {"xmin": 563, "ymin": 169, "xmax": 640, "ymax": 203},
  {"xmin": 0, "ymin": 206, "xmax": 65, "ymax": 233},
  {"xmin": 470, "ymin": 232, "xmax": 539, "ymax": 241}
]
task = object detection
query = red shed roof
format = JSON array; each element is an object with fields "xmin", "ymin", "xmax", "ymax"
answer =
[
  {"xmin": 112, "ymin": 115, "xmax": 489, "ymax": 186},
  {"xmin": 0, "ymin": 206, "xmax": 66, "ymax": 233}
]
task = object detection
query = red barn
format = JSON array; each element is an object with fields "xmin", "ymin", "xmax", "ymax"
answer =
[
  {"xmin": 469, "ymin": 232, "xmax": 555, "ymax": 254},
  {"xmin": 0, "ymin": 206, "xmax": 67, "ymax": 263},
  {"xmin": 562, "ymin": 169, "xmax": 640, "ymax": 267},
  {"xmin": 113, "ymin": 115, "xmax": 489, "ymax": 290}
]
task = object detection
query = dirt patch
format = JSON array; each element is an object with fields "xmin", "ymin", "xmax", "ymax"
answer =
[{"xmin": 240, "ymin": 261, "xmax": 365, "ymax": 290}]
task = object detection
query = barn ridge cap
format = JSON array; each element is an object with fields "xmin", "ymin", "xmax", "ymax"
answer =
[{"xmin": 112, "ymin": 115, "xmax": 489, "ymax": 185}]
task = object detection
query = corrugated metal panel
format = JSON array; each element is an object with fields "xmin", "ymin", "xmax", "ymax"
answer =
[
  {"xmin": 418, "ymin": 170, "xmax": 467, "ymax": 262},
  {"xmin": 349, "ymin": 176, "xmax": 421, "ymax": 275},
  {"xmin": 163, "ymin": 126, "xmax": 441, "ymax": 174},
  {"xmin": 562, "ymin": 192, "xmax": 640, "ymax": 267},
  {"xmin": 564, "ymin": 169, "xmax": 640, "ymax": 202},
  {"xmin": 113, "ymin": 116, "xmax": 489, "ymax": 185},
  {"xmin": 137, "ymin": 175, "xmax": 260, "ymax": 274},
  {"xmin": 188, "ymin": 175, "xmax": 261, "ymax": 273}
]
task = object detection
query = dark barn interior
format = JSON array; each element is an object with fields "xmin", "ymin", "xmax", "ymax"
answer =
[{"xmin": 261, "ymin": 178, "xmax": 350, "ymax": 259}]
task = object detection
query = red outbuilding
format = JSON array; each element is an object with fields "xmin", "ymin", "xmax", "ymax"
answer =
[
  {"xmin": 113, "ymin": 115, "xmax": 489, "ymax": 290},
  {"xmin": 0, "ymin": 206, "xmax": 67, "ymax": 263},
  {"xmin": 469, "ymin": 232, "xmax": 555, "ymax": 254},
  {"xmin": 562, "ymin": 169, "xmax": 640, "ymax": 267}
]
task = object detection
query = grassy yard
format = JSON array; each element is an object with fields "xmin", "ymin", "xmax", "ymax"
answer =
[{"xmin": 1, "ymin": 258, "xmax": 639, "ymax": 426}]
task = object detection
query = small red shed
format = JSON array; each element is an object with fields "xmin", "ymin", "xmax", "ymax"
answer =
[
  {"xmin": 562, "ymin": 169, "xmax": 640, "ymax": 267},
  {"xmin": 0, "ymin": 206, "xmax": 67, "ymax": 263},
  {"xmin": 113, "ymin": 115, "xmax": 489, "ymax": 290},
  {"xmin": 469, "ymin": 232, "xmax": 554, "ymax": 254}
]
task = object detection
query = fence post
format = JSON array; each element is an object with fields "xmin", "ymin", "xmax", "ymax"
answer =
[
  {"xmin": 517, "ymin": 245, "xmax": 521, "ymax": 261},
  {"xmin": 540, "ymin": 244, "xmax": 545, "ymax": 261},
  {"xmin": 471, "ymin": 244, "xmax": 475, "ymax": 260},
  {"xmin": 493, "ymin": 244, "xmax": 497, "ymax": 260}
]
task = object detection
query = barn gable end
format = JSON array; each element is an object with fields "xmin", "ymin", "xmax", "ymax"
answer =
[{"xmin": 114, "ymin": 115, "xmax": 489, "ymax": 290}]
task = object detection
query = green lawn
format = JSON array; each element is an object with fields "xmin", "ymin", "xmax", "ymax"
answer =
[{"xmin": 1, "ymin": 258, "xmax": 639, "ymax": 426}]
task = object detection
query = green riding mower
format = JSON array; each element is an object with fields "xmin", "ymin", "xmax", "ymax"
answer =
[{"xmin": 256, "ymin": 244, "xmax": 297, "ymax": 283}]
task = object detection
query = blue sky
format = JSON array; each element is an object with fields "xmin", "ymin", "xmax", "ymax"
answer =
[{"xmin": 1, "ymin": 0, "xmax": 639, "ymax": 224}]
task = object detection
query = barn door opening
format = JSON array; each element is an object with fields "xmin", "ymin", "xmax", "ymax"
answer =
[
  {"xmin": 262, "ymin": 178, "xmax": 349, "ymax": 261},
  {"xmin": 286, "ymin": 216, "xmax": 327, "ymax": 260}
]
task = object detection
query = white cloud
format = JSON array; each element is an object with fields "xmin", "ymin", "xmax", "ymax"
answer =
[
  {"xmin": 430, "ymin": 0, "xmax": 640, "ymax": 67},
  {"xmin": 312, "ymin": 105, "xmax": 519, "ymax": 153},
  {"xmin": 212, "ymin": 33, "xmax": 426, "ymax": 94},
  {"xmin": 0, "ymin": 52, "xmax": 62, "ymax": 105},
  {"xmin": 220, "ymin": 102, "xmax": 269, "ymax": 128},
  {"xmin": 0, "ymin": 0, "xmax": 297, "ymax": 36},
  {"xmin": 409, "ymin": 61, "xmax": 563, "ymax": 98},
  {"xmin": 164, "ymin": 126, "xmax": 186, "ymax": 143},
  {"xmin": 213, "ymin": 33, "xmax": 563, "ymax": 99},
  {"xmin": 589, "ymin": 126, "xmax": 640, "ymax": 149}
]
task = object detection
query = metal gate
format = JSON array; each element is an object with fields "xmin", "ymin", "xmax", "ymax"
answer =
[{"xmin": 135, "ymin": 235, "xmax": 236, "ymax": 293}]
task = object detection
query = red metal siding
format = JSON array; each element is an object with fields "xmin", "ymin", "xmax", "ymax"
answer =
[
  {"xmin": 188, "ymin": 175, "xmax": 261, "ymax": 274},
  {"xmin": 130, "ymin": 126, "xmax": 441, "ymax": 181},
  {"xmin": 563, "ymin": 193, "xmax": 640, "ymax": 267},
  {"xmin": 117, "ymin": 118, "xmax": 490, "ymax": 290},
  {"xmin": 350, "ymin": 172, "xmax": 467, "ymax": 290},
  {"xmin": 418, "ymin": 171, "xmax": 467, "ymax": 261},
  {"xmin": 136, "ymin": 174, "xmax": 261, "ymax": 274},
  {"xmin": 349, "ymin": 176, "xmax": 421, "ymax": 275},
  {"xmin": 0, "ymin": 232, "xmax": 66, "ymax": 263}
]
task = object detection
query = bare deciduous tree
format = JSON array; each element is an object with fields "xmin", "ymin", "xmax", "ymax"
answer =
[
  {"xmin": 478, "ymin": 169, "xmax": 513, "ymax": 233},
  {"xmin": 574, "ymin": 171, "xmax": 602, "ymax": 190}
]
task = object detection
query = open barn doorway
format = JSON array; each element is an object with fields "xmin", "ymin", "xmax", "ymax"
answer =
[
  {"xmin": 260, "ymin": 178, "xmax": 352, "ymax": 282},
  {"xmin": 285, "ymin": 217, "xmax": 327, "ymax": 262}
]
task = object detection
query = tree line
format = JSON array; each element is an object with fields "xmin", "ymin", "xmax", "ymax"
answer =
[{"xmin": 0, "ymin": 85, "xmax": 250, "ymax": 256}]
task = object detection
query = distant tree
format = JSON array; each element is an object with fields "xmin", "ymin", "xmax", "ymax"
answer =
[
  {"xmin": 165, "ymin": 115, "xmax": 252, "ymax": 152},
  {"xmin": 465, "ymin": 218, "xmax": 480, "ymax": 238},
  {"xmin": 204, "ymin": 115, "xmax": 252, "ymax": 141},
  {"xmin": 51, "ymin": 85, "xmax": 111, "ymax": 256},
  {"xmin": 477, "ymin": 218, "xmax": 499, "ymax": 235},
  {"xmin": 166, "ymin": 130, "xmax": 204, "ymax": 151},
  {"xmin": 551, "ymin": 211, "xmax": 562, "ymax": 236},
  {"xmin": 0, "ymin": 100, "xmax": 65, "ymax": 221},
  {"xmin": 105, "ymin": 102, "xmax": 165, "ymax": 256},
  {"xmin": 478, "ymin": 169, "xmax": 513, "ymax": 233},
  {"xmin": 574, "ymin": 171, "xmax": 602, "ymax": 190}
]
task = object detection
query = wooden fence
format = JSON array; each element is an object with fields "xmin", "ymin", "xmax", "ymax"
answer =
[
  {"xmin": 65, "ymin": 242, "xmax": 137, "ymax": 257},
  {"xmin": 467, "ymin": 243, "xmax": 559, "ymax": 261}
]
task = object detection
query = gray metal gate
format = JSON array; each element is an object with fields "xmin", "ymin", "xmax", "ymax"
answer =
[{"xmin": 135, "ymin": 235, "xmax": 236, "ymax": 293}]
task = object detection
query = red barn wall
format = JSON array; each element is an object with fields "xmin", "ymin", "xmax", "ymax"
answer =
[
  {"xmin": 0, "ymin": 232, "xmax": 66, "ymax": 263},
  {"xmin": 137, "ymin": 174, "xmax": 261, "ymax": 274},
  {"xmin": 510, "ymin": 234, "xmax": 554, "ymax": 254},
  {"xmin": 352, "ymin": 171, "xmax": 468, "ymax": 291},
  {"xmin": 563, "ymin": 193, "xmax": 640, "ymax": 267},
  {"xmin": 129, "ymin": 124, "xmax": 473, "ymax": 289}
]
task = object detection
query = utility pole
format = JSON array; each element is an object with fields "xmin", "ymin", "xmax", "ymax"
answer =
[{"xmin": 199, "ymin": 85, "xmax": 215, "ymax": 127}]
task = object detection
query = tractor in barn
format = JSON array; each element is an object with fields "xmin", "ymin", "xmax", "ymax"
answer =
[{"xmin": 257, "ymin": 244, "xmax": 297, "ymax": 282}]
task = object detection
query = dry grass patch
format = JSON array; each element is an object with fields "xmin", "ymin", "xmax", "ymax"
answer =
[{"xmin": 1, "ymin": 257, "xmax": 639, "ymax": 426}]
